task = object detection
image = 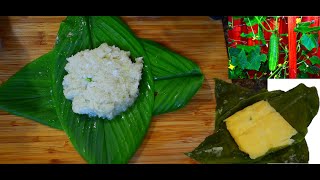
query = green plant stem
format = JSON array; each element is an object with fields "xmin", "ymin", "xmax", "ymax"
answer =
[
  {"xmin": 246, "ymin": 71, "xmax": 250, "ymax": 78},
  {"xmin": 268, "ymin": 59, "xmax": 288, "ymax": 79},
  {"xmin": 268, "ymin": 67, "xmax": 282, "ymax": 78},
  {"xmin": 277, "ymin": 65, "xmax": 283, "ymax": 77},
  {"xmin": 296, "ymin": 39, "xmax": 301, "ymax": 52},
  {"xmin": 279, "ymin": 43, "xmax": 287, "ymax": 53},
  {"xmin": 275, "ymin": 16, "xmax": 279, "ymax": 31},
  {"xmin": 247, "ymin": 18, "xmax": 256, "ymax": 37},
  {"xmin": 264, "ymin": 17, "xmax": 273, "ymax": 30},
  {"xmin": 284, "ymin": 66, "xmax": 287, "ymax": 78},
  {"xmin": 255, "ymin": 16, "xmax": 274, "ymax": 33},
  {"xmin": 302, "ymin": 60, "xmax": 309, "ymax": 66},
  {"xmin": 297, "ymin": 60, "xmax": 304, "ymax": 65}
]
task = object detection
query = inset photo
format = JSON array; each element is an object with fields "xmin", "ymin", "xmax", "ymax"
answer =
[
  {"xmin": 268, "ymin": 79, "xmax": 320, "ymax": 164},
  {"xmin": 188, "ymin": 78, "xmax": 320, "ymax": 164},
  {"xmin": 225, "ymin": 16, "xmax": 320, "ymax": 79}
]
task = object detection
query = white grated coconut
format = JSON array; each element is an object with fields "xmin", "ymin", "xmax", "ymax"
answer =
[{"xmin": 62, "ymin": 43, "xmax": 143, "ymax": 120}]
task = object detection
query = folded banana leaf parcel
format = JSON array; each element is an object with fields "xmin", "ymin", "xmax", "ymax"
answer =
[
  {"xmin": 0, "ymin": 16, "xmax": 204, "ymax": 164},
  {"xmin": 187, "ymin": 79, "xmax": 319, "ymax": 163}
]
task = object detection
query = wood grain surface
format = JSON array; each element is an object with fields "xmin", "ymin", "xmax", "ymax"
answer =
[{"xmin": 0, "ymin": 16, "xmax": 229, "ymax": 164}]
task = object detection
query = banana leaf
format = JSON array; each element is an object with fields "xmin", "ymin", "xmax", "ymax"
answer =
[
  {"xmin": 0, "ymin": 16, "xmax": 204, "ymax": 163},
  {"xmin": 0, "ymin": 21, "xmax": 203, "ymax": 129},
  {"xmin": 52, "ymin": 16, "xmax": 155, "ymax": 164},
  {"xmin": 186, "ymin": 127, "xmax": 309, "ymax": 163},
  {"xmin": 143, "ymin": 39, "xmax": 204, "ymax": 115},
  {"xmin": 0, "ymin": 51, "xmax": 62, "ymax": 130},
  {"xmin": 187, "ymin": 79, "xmax": 319, "ymax": 163}
]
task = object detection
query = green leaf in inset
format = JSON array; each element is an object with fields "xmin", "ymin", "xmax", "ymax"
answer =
[
  {"xmin": 259, "ymin": 61, "xmax": 269, "ymax": 73},
  {"xmin": 247, "ymin": 55, "xmax": 261, "ymax": 71},
  {"xmin": 309, "ymin": 56, "xmax": 320, "ymax": 65},
  {"xmin": 228, "ymin": 47, "xmax": 242, "ymax": 57},
  {"xmin": 295, "ymin": 21, "xmax": 320, "ymax": 33},
  {"xmin": 260, "ymin": 54, "xmax": 267, "ymax": 62},
  {"xmin": 240, "ymin": 32, "xmax": 254, "ymax": 38},
  {"xmin": 236, "ymin": 45, "xmax": 259, "ymax": 53},
  {"xmin": 298, "ymin": 72, "xmax": 310, "ymax": 78},
  {"xmin": 246, "ymin": 48, "xmax": 262, "ymax": 71},
  {"xmin": 307, "ymin": 65, "xmax": 320, "ymax": 75},
  {"xmin": 298, "ymin": 21, "xmax": 312, "ymax": 27},
  {"xmin": 301, "ymin": 33, "xmax": 318, "ymax": 50},
  {"xmin": 298, "ymin": 63, "xmax": 308, "ymax": 73},
  {"xmin": 295, "ymin": 26, "xmax": 320, "ymax": 34},
  {"xmin": 228, "ymin": 67, "xmax": 248, "ymax": 79},
  {"xmin": 258, "ymin": 26, "xmax": 267, "ymax": 45},
  {"xmin": 235, "ymin": 45, "xmax": 266, "ymax": 71},
  {"xmin": 299, "ymin": 62, "xmax": 320, "ymax": 75},
  {"xmin": 231, "ymin": 49, "xmax": 248, "ymax": 69},
  {"xmin": 301, "ymin": 50, "xmax": 308, "ymax": 56}
]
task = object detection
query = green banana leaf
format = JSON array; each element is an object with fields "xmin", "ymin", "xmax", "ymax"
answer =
[
  {"xmin": 186, "ymin": 127, "xmax": 309, "ymax": 163},
  {"xmin": 143, "ymin": 39, "xmax": 204, "ymax": 115},
  {"xmin": 51, "ymin": 16, "xmax": 155, "ymax": 164},
  {"xmin": 187, "ymin": 79, "xmax": 319, "ymax": 163},
  {"xmin": 145, "ymin": 39, "xmax": 202, "ymax": 80},
  {"xmin": 0, "ymin": 23, "xmax": 203, "ymax": 130},
  {"xmin": 153, "ymin": 76, "xmax": 203, "ymax": 115},
  {"xmin": 0, "ymin": 51, "xmax": 62, "ymax": 130},
  {"xmin": 0, "ymin": 16, "xmax": 204, "ymax": 163},
  {"xmin": 0, "ymin": 18, "xmax": 203, "ymax": 129}
]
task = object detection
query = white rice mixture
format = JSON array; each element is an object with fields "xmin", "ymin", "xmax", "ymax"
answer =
[{"xmin": 62, "ymin": 43, "xmax": 143, "ymax": 120}]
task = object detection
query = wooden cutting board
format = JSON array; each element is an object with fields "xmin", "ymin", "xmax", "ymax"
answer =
[{"xmin": 0, "ymin": 16, "xmax": 229, "ymax": 164}]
